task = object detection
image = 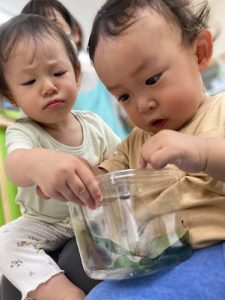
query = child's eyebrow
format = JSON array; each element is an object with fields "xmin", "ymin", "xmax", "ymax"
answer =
[
  {"xmin": 21, "ymin": 60, "xmax": 59, "ymax": 73},
  {"xmin": 130, "ymin": 59, "xmax": 149, "ymax": 77},
  {"xmin": 20, "ymin": 66, "xmax": 36, "ymax": 73},
  {"xmin": 107, "ymin": 59, "xmax": 151, "ymax": 91}
]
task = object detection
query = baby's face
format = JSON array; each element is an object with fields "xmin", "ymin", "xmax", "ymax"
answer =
[
  {"xmin": 94, "ymin": 7, "xmax": 207, "ymax": 133},
  {"xmin": 4, "ymin": 34, "xmax": 78, "ymax": 125},
  {"xmin": 48, "ymin": 10, "xmax": 71, "ymax": 35},
  {"xmin": 47, "ymin": 9, "xmax": 78, "ymax": 51}
]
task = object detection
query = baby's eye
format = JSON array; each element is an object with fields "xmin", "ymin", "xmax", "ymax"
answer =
[
  {"xmin": 22, "ymin": 79, "xmax": 36, "ymax": 86},
  {"xmin": 145, "ymin": 73, "xmax": 161, "ymax": 85},
  {"xmin": 118, "ymin": 93, "xmax": 130, "ymax": 102},
  {"xmin": 54, "ymin": 70, "xmax": 67, "ymax": 77}
]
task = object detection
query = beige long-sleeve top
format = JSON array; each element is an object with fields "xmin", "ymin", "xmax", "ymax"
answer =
[{"xmin": 100, "ymin": 93, "xmax": 225, "ymax": 249}]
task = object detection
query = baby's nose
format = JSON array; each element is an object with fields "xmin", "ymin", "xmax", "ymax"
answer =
[
  {"xmin": 138, "ymin": 97, "xmax": 156, "ymax": 113},
  {"xmin": 42, "ymin": 79, "xmax": 58, "ymax": 96}
]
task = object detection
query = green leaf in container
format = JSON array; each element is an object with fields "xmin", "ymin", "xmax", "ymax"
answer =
[
  {"xmin": 82, "ymin": 229, "xmax": 192, "ymax": 277},
  {"xmin": 112, "ymin": 255, "xmax": 139, "ymax": 269},
  {"xmin": 92, "ymin": 234, "xmax": 133, "ymax": 256}
]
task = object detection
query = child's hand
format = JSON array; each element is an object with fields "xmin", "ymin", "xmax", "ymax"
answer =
[
  {"xmin": 6, "ymin": 149, "xmax": 102, "ymax": 209},
  {"xmin": 35, "ymin": 151, "xmax": 102, "ymax": 209},
  {"xmin": 139, "ymin": 130, "xmax": 207, "ymax": 173}
]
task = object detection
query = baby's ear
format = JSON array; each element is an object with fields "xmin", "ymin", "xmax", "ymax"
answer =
[{"xmin": 193, "ymin": 29, "xmax": 213, "ymax": 72}]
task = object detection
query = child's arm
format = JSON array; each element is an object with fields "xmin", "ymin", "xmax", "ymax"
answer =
[
  {"xmin": 6, "ymin": 148, "xmax": 102, "ymax": 209},
  {"xmin": 139, "ymin": 129, "xmax": 225, "ymax": 181}
]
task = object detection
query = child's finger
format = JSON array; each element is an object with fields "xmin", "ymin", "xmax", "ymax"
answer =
[
  {"xmin": 67, "ymin": 175, "xmax": 99, "ymax": 209},
  {"xmin": 75, "ymin": 165, "xmax": 103, "ymax": 203},
  {"xmin": 139, "ymin": 156, "xmax": 148, "ymax": 169},
  {"xmin": 36, "ymin": 184, "xmax": 84, "ymax": 205}
]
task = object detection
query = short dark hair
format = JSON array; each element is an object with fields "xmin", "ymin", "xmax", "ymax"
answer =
[
  {"xmin": 0, "ymin": 14, "xmax": 79, "ymax": 100},
  {"xmin": 21, "ymin": 0, "xmax": 83, "ymax": 51},
  {"xmin": 88, "ymin": 0, "xmax": 210, "ymax": 61}
]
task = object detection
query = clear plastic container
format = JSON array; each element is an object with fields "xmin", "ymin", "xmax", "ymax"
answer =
[{"xmin": 70, "ymin": 169, "xmax": 192, "ymax": 280}]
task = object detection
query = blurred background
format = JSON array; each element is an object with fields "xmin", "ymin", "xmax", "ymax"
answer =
[{"xmin": 0, "ymin": 0, "xmax": 104, "ymax": 48}]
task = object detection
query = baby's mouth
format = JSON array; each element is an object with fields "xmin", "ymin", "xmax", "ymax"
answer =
[{"xmin": 151, "ymin": 119, "xmax": 167, "ymax": 129}]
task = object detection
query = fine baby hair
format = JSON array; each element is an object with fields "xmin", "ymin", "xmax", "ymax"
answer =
[
  {"xmin": 88, "ymin": 0, "xmax": 210, "ymax": 60},
  {"xmin": 0, "ymin": 14, "xmax": 79, "ymax": 103}
]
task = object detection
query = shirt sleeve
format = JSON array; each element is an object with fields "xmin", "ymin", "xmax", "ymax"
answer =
[
  {"xmin": 98, "ymin": 116, "xmax": 121, "ymax": 159},
  {"xmin": 99, "ymin": 138, "xmax": 130, "ymax": 172},
  {"xmin": 6, "ymin": 122, "xmax": 35, "ymax": 153}
]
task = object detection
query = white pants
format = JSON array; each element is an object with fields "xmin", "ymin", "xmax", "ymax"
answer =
[{"xmin": 0, "ymin": 216, "xmax": 74, "ymax": 300}]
